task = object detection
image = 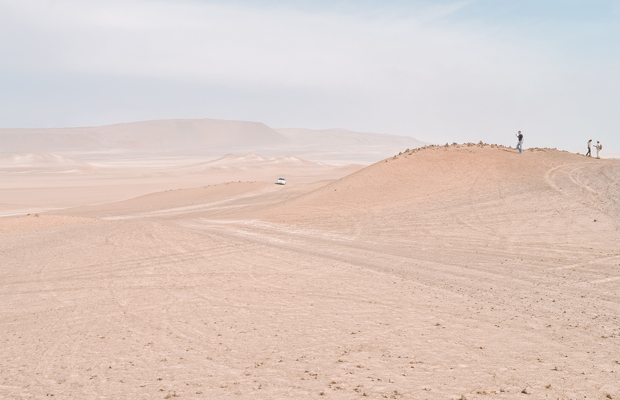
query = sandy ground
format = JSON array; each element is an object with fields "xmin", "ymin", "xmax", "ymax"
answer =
[
  {"xmin": 1, "ymin": 144, "xmax": 620, "ymax": 399},
  {"xmin": 0, "ymin": 153, "xmax": 363, "ymax": 212}
]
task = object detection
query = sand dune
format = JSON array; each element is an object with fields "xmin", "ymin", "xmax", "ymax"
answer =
[
  {"xmin": 0, "ymin": 151, "xmax": 362, "ymax": 209},
  {"xmin": 63, "ymin": 181, "xmax": 337, "ymax": 220},
  {"xmin": 0, "ymin": 153, "xmax": 93, "ymax": 172},
  {"xmin": 171, "ymin": 153, "xmax": 335, "ymax": 173},
  {"xmin": 259, "ymin": 144, "xmax": 620, "ymax": 218},
  {"xmin": 1, "ymin": 144, "xmax": 619, "ymax": 399}
]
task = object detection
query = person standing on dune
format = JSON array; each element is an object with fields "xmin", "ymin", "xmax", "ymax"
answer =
[
  {"xmin": 586, "ymin": 139, "xmax": 592, "ymax": 157},
  {"xmin": 515, "ymin": 131, "xmax": 524, "ymax": 154},
  {"xmin": 596, "ymin": 141, "xmax": 602, "ymax": 159}
]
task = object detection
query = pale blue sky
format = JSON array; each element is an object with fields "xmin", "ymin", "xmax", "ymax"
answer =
[{"xmin": 1, "ymin": 0, "xmax": 618, "ymax": 152}]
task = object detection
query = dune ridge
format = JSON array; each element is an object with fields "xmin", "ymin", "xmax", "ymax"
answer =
[{"xmin": 257, "ymin": 143, "xmax": 589, "ymax": 216}]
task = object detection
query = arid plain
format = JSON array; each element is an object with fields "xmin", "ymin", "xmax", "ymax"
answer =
[{"xmin": 1, "ymin": 121, "xmax": 620, "ymax": 399}]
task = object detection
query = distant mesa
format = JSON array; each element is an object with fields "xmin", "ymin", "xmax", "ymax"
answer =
[
  {"xmin": 0, "ymin": 118, "xmax": 284, "ymax": 155},
  {"xmin": 0, "ymin": 118, "xmax": 427, "ymax": 163}
]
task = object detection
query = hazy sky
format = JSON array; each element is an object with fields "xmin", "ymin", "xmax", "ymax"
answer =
[{"xmin": 1, "ymin": 0, "xmax": 618, "ymax": 151}]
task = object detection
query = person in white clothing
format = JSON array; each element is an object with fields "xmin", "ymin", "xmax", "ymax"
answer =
[{"xmin": 595, "ymin": 141, "xmax": 602, "ymax": 159}]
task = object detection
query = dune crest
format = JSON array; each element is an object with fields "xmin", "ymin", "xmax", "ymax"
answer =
[{"xmin": 250, "ymin": 145, "xmax": 620, "ymax": 231}]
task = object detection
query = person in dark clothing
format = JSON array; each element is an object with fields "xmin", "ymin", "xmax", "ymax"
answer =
[
  {"xmin": 586, "ymin": 139, "xmax": 592, "ymax": 157},
  {"xmin": 515, "ymin": 131, "xmax": 524, "ymax": 154}
]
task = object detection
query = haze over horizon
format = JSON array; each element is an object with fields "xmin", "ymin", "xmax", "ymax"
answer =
[{"xmin": 1, "ymin": 0, "xmax": 618, "ymax": 153}]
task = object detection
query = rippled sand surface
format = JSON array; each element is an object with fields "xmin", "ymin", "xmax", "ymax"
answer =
[{"xmin": 2, "ymin": 145, "xmax": 619, "ymax": 399}]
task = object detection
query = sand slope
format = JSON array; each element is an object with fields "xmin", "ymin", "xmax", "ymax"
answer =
[
  {"xmin": 259, "ymin": 144, "xmax": 620, "ymax": 218},
  {"xmin": 0, "ymin": 152, "xmax": 362, "ymax": 209},
  {"xmin": 1, "ymin": 145, "xmax": 619, "ymax": 399}
]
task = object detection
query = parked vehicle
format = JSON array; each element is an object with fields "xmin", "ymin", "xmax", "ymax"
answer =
[{"xmin": 276, "ymin": 177, "xmax": 286, "ymax": 185}]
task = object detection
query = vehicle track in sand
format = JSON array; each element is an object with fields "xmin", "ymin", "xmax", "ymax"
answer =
[{"xmin": 2, "ymin": 148, "xmax": 620, "ymax": 399}]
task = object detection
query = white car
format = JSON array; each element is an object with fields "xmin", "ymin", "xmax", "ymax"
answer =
[{"xmin": 276, "ymin": 177, "xmax": 286, "ymax": 185}]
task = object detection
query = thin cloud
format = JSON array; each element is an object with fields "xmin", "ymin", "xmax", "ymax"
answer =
[
  {"xmin": 0, "ymin": 0, "xmax": 545, "ymax": 86},
  {"xmin": 0, "ymin": 0, "xmax": 618, "ymax": 150}
]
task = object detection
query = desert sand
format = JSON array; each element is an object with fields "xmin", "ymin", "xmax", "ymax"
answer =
[
  {"xmin": 0, "ymin": 117, "xmax": 423, "ymax": 212},
  {"xmin": 0, "ymin": 152, "xmax": 363, "ymax": 212},
  {"xmin": 1, "ymin": 143, "xmax": 620, "ymax": 399}
]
